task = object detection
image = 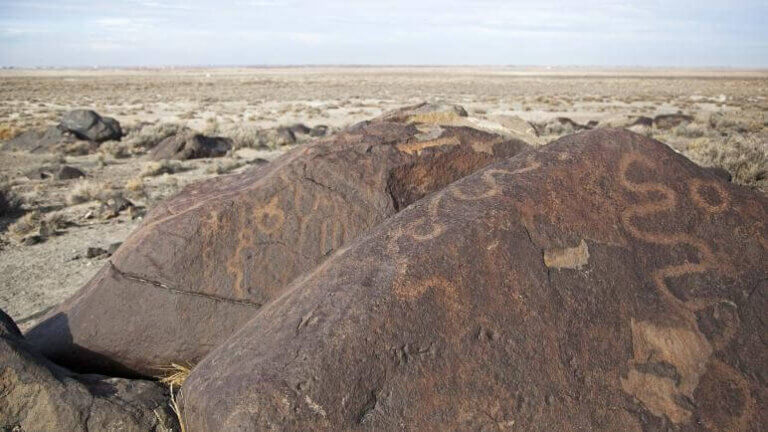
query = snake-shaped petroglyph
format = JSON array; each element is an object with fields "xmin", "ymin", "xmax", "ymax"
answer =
[
  {"xmin": 618, "ymin": 152, "xmax": 754, "ymax": 430},
  {"xmin": 391, "ymin": 158, "xmax": 541, "ymax": 304}
]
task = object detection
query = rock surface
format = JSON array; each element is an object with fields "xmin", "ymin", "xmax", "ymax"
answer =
[
  {"xmin": 180, "ymin": 129, "xmax": 768, "ymax": 431},
  {"xmin": 27, "ymin": 104, "xmax": 532, "ymax": 376},
  {"xmin": 60, "ymin": 109, "xmax": 123, "ymax": 143},
  {"xmin": 0, "ymin": 309, "xmax": 178, "ymax": 432},
  {"xmin": 2, "ymin": 125, "xmax": 74, "ymax": 152},
  {"xmin": 56, "ymin": 165, "xmax": 87, "ymax": 180},
  {"xmin": 149, "ymin": 133, "xmax": 233, "ymax": 160}
]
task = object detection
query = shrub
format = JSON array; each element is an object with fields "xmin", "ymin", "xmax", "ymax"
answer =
[
  {"xmin": 217, "ymin": 124, "xmax": 295, "ymax": 149},
  {"xmin": 673, "ymin": 123, "xmax": 707, "ymax": 138},
  {"xmin": 66, "ymin": 180, "xmax": 112, "ymax": 205},
  {"xmin": 8, "ymin": 211, "xmax": 40, "ymax": 238},
  {"xmin": 140, "ymin": 160, "xmax": 183, "ymax": 177},
  {"xmin": 124, "ymin": 177, "xmax": 146, "ymax": 199},
  {"xmin": 684, "ymin": 134, "xmax": 768, "ymax": 190},
  {"xmin": 7, "ymin": 210, "xmax": 68, "ymax": 241},
  {"xmin": 61, "ymin": 141, "xmax": 93, "ymax": 156},
  {"xmin": 205, "ymin": 159, "xmax": 244, "ymax": 175},
  {"xmin": 99, "ymin": 140, "xmax": 131, "ymax": 159},
  {"xmin": 123, "ymin": 122, "xmax": 189, "ymax": 151}
]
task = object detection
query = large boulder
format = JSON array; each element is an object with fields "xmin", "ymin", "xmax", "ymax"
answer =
[
  {"xmin": 60, "ymin": 109, "xmax": 123, "ymax": 143},
  {"xmin": 1, "ymin": 125, "xmax": 74, "ymax": 152},
  {"xmin": 27, "ymin": 104, "xmax": 532, "ymax": 376},
  {"xmin": 180, "ymin": 129, "xmax": 768, "ymax": 431},
  {"xmin": 0, "ymin": 309, "xmax": 178, "ymax": 432},
  {"xmin": 149, "ymin": 133, "xmax": 233, "ymax": 160}
]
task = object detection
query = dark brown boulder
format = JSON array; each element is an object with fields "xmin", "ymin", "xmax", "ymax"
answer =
[
  {"xmin": 149, "ymin": 133, "xmax": 232, "ymax": 160},
  {"xmin": 180, "ymin": 129, "xmax": 768, "ymax": 431},
  {"xmin": 654, "ymin": 113, "xmax": 694, "ymax": 130},
  {"xmin": 0, "ymin": 309, "xmax": 179, "ymax": 432},
  {"xmin": 2, "ymin": 125, "xmax": 74, "ymax": 153},
  {"xmin": 27, "ymin": 105, "xmax": 532, "ymax": 376},
  {"xmin": 60, "ymin": 109, "xmax": 123, "ymax": 143}
]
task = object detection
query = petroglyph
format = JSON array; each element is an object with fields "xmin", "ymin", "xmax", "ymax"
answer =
[
  {"xmin": 393, "ymin": 275, "xmax": 463, "ymax": 314},
  {"xmin": 618, "ymin": 152, "xmax": 752, "ymax": 429},
  {"xmin": 689, "ymin": 178, "xmax": 730, "ymax": 214},
  {"xmin": 543, "ymin": 240, "xmax": 590, "ymax": 269},
  {"xmin": 254, "ymin": 195, "xmax": 286, "ymax": 235},
  {"xmin": 396, "ymin": 136, "xmax": 460, "ymax": 155},
  {"xmin": 450, "ymin": 161, "xmax": 541, "ymax": 201},
  {"xmin": 620, "ymin": 319, "xmax": 712, "ymax": 423}
]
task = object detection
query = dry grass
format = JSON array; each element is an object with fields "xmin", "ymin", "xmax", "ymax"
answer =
[
  {"xmin": 140, "ymin": 160, "xmax": 184, "ymax": 177},
  {"xmin": 217, "ymin": 124, "xmax": 295, "ymax": 149},
  {"xmin": 683, "ymin": 134, "xmax": 768, "ymax": 189},
  {"xmin": 158, "ymin": 362, "xmax": 193, "ymax": 432},
  {"xmin": 61, "ymin": 141, "xmax": 93, "ymax": 156},
  {"xmin": 124, "ymin": 177, "xmax": 146, "ymax": 199},
  {"xmin": 124, "ymin": 122, "xmax": 189, "ymax": 151},
  {"xmin": 158, "ymin": 362, "xmax": 192, "ymax": 387},
  {"xmin": 709, "ymin": 112, "xmax": 767, "ymax": 134},
  {"xmin": 98, "ymin": 140, "xmax": 131, "ymax": 159},
  {"xmin": 8, "ymin": 211, "xmax": 40, "ymax": 238},
  {"xmin": 66, "ymin": 180, "xmax": 112, "ymax": 205},
  {"xmin": 205, "ymin": 159, "xmax": 244, "ymax": 175},
  {"xmin": 7, "ymin": 210, "xmax": 68, "ymax": 241},
  {"xmin": 0, "ymin": 123, "xmax": 20, "ymax": 140},
  {"xmin": 169, "ymin": 387, "xmax": 187, "ymax": 432},
  {"xmin": 673, "ymin": 122, "xmax": 708, "ymax": 138}
]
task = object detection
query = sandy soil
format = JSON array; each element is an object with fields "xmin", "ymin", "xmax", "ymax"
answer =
[{"xmin": 1, "ymin": 66, "xmax": 767, "ymax": 330}]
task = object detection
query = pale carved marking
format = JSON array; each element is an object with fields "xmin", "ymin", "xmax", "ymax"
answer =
[{"xmin": 618, "ymin": 152, "xmax": 751, "ymax": 429}]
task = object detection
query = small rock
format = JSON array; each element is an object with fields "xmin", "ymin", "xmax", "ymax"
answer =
[
  {"xmin": 86, "ymin": 247, "xmax": 108, "ymax": 258},
  {"xmin": 107, "ymin": 242, "xmax": 123, "ymax": 255},
  {"xmin": 309, "ymin": 125, "xmax": 329, "ymax": 137},
  {"xmin": 276, "ymin": 127, "xmax": 297, "ymax": 144},
  {"xmin": 128, "ymin": 205, "xmax": 145, "ymax": 220},
  {"xmin": 288, "ymin": 123, "xmax": 311, "ymax": 134},
  {"xmin": 22, "ymin": 235, "xmax": 42, "ymax": 246},
  {"xmin": 100, "ymin": 196, "xmax": 135, "ymax": 219},
  {"xmin": 55, "ymin": 165, "xmax": 86, "ymax": 180}
]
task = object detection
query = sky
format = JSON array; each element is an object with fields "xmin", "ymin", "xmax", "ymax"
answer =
[{"xmin": 1, "ymin": 0, "xmax": 767, "ymax": 68}]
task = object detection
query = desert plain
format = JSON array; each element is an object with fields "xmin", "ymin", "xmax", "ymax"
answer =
[
  {"xmin": 1, "ymin": 66, "xmax": 767, "ymax": 330},
  {"xmin": 0, "ymin": 67, "xmax": 768, "ymax": 328},
  {"xmin": 0, "ymin": 67, "xmax": 768, "ymax": 430}
]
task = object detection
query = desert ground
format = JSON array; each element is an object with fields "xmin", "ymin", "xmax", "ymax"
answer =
[{"xmin": 1, "ymin": 66, "xmax": 767, "ymax": 331}]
